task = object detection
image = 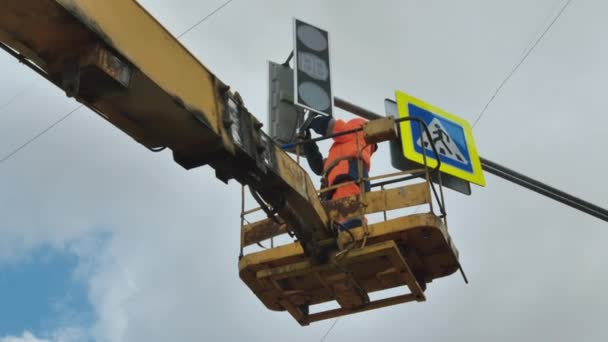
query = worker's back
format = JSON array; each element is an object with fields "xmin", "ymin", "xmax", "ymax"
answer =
[{"xmin": 324, "ymin": 118, "xmax": 375, "ymax": 196}]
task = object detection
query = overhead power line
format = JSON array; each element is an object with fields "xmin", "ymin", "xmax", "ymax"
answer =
[
  {"xmin": 178, "ymin": 0, "xmax": 235, "ymax": 38},
  {"xmin": 0, "ymin": 0, "xmax": 235, "ymax": 166},
  {"xmin": 0, "ymin": 79, "xmax": 39, "ymax": 115},
  {"xmin": 0, "ymin": 105, "xmax": 82, "ymax": 164},
  {"xmin": 319, "ymin": 318, "xmax": 339, "ymax": 342},
  {"xmin": 473, "ymin": 0, "xmax": 574, "ymax": 127},
  {"xmin": 320, "ymin": 3, "xmax": 576, "ymax": 340}
]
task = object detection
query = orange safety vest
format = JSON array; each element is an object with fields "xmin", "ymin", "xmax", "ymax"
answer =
[{"xmin": 322, "ymin": 118, "xmax": 375, "ymax": 200}]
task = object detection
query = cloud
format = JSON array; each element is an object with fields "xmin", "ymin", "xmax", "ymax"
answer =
[
  {"xmin": 0, "ymin": 332, "xmax": 47, "ymax": 342},
  {"xmin": 48, "ymin": 327, "xmax": 88, "ymax": 342},
  {"xmin": 0, "ymin": 328, "xmax": 86, "ymax": 342},
  {"xmin": 2, "ymin": 1, "xmax": 608, "ymax": 342}
]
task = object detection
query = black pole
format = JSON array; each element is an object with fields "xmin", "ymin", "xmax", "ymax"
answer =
[
  {"xmin": 480, "ymin": 158, "xmax": 608, "ymax": 222},
  {"xmin": 334, "ymin": 97, "xmax": 382, "ymax": 121},
  {"xmin": 332, "ymin": 96, "xmax": 608, "ymax": 223}
]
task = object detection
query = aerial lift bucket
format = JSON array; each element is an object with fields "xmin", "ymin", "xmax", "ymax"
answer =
[{"xmin": 238, "ymin": 118, "xmax": 462, "ymax": 325}]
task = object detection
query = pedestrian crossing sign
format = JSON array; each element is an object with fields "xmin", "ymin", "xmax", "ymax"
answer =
[{"xmin": 395, "ymin": 90, "xmax": 485, "ymax": 186}]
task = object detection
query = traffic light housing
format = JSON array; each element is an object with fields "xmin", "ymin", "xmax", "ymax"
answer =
[{"xmin": 294, "ymin": 19, "xmax": 333, "ymax": 117}]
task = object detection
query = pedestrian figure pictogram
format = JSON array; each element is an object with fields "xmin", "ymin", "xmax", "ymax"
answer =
[
  {"xmin": 395, "ymin": 90, "xmax": 485, "ymax": 186},
  {"xmin": 417, "ymin": 118, "xmax": 468, "ymax": 165}
]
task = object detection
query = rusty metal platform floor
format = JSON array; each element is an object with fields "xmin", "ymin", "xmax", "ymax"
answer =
[{"xmin": 239, "ymin": 212, "xmax": 460, "ymax": 325}]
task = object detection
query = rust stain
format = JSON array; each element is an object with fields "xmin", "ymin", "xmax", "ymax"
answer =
[{"xmin": 322, "ymin": 196, "xmax": 362, "ymax": 220}]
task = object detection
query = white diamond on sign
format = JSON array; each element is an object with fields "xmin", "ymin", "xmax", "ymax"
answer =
[
  {"xmin": 417, "ymin": 118, "xmax": 468, "ymax": 164},
  {"xmin": 396, "ymin": 90, "xmax": 486, "ymax": 186}
]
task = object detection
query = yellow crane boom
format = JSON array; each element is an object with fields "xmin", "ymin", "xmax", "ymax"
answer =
[
  {"xmin": 0, "ymin": 0, "xmax": 463, "ymax": 324},
  {"xmin": 0, "ymin": 0, "xmax": 330, "ymax": 255}
]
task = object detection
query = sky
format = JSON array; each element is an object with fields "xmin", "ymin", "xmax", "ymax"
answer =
[{"xmin": 0, "ymin": 0, "xmax": 607, "ymax": 341}]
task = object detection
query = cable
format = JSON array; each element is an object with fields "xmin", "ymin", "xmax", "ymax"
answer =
[
  {"xmin": 0, "ymin": 105, "xmax": 82, "ymax": 164},
  {"xmin": 319, "ymin": 318, "xmax": 339, "ymax": 342},
  {"xmin": 0, "ymin": 1, "xmax": 235, "ymax": 166},
  {"xmin": 249, "ymin": 187, "xmax": 281, "ymax": 224},
  {"xmin": 0, "ymin": 79, "xmax": 39, "ymax": 115},
  {"xmin": 147, "ymin": 146, "xmax": 167, "ymax": 152},
  {"xmin": 472, "ymin": 0, "xmax": 574, "ymax": 127},
  {"xmin": 177, "ymin": 0, "xmax": 235, "ymax": 39},
  {"xmin": 282, "ymin": 50, "xmax": 294, "ymax": 67}
]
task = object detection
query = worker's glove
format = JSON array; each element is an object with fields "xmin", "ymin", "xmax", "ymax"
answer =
[
  {"xmin": 299, "ymin": 128, "xmax": 311, "ymax": 140},
  {"xmin": 299, "ymin": 111, "xmax": 318, "ymax": 133},
  {"xmin": 309, "ymin": 115, "xmax": 333, "ymax": 136}
]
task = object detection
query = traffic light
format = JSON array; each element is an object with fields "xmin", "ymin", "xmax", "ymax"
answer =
[
  {"xmin": 268, "ymin": 61, "xmax": 304, "ymax": 148},
  {"xmin": 294, "ymin": 19, "xmax": 333, "ymax": 117}
]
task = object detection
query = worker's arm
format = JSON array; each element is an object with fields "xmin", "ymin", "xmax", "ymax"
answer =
[
  {"xmin": 308, "ymin": 116, "xmax": 353, "ymax": 144},
  {"xmin": 309, "ymin": 115, "xmax": 334, "ymax": 136},
  {"xmin": 302, "ymin": 132, "xmax": 324, "ymax": 176}
]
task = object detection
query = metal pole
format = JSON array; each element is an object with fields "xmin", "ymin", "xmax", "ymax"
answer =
[
  {"xmin": 332, "ymin": 97, "xmax": 608, "ymax": 223},
  {"xmin": 239, "ymin": 185, "xmax": 246, "ymax": 259},
  {"xmin": 480, "ymin": 158, "xmax": 608, "ymax": 222},
  {"xmin": 334, "ymin": 96, "xmax": 383, "ymax": 121}
]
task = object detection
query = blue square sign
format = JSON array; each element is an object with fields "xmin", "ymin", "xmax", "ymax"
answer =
[
  {"xmin": 396, "ymin": 90, "xmax": 485, "ymax": 186},
  {"xmin": 408, "ymin": 103, "xmax": 473, "ymax": 173}
]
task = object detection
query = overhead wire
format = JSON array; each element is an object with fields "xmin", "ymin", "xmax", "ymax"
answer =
[
  {"xmin": 472, "ymin": 0, "xmax": 574, "ymax": 127},
  {"xmin": 0, "ymin": 79, "xmax": 39, "ymax": 115},
  {"xmin": 319, "ymin": 2, "xmax": 575, "ymax": 340},
  {"xmin": 0, "ymin": 0, "xmax": 236, "ymax": 166},
  {"xmin": 0, "ymin": 105, "xmax": 82, "ymax": 164},
  {"xmin": 468, "ymin": 0, "xmax": 607, "ymax": 221},
  {"xmin": 319, "ymin": 318, "xmax": 339, "ymax": 342},
  {"xmin": 177, "ymin": 0, "xmax": 235, "ymax": 39}
]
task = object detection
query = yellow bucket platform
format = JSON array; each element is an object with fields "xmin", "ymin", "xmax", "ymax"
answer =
[{"xmin": 239, "ymin": 181, "xmax": 460, "ymax": 325}]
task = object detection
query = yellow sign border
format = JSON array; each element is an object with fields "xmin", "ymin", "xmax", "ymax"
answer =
[{"xmin": 396, "ymin": 90, "xmax": 486, "ymax": 186}]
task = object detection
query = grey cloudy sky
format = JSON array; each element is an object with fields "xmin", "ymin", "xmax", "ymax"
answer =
[{"xmin": 1, "ymin": 0, "xmax": 607, "ymax": 341}]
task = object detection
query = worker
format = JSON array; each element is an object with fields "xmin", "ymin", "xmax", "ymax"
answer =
[{"xmin": 303, "ymin": 114, "xmax": 377, "ymax": 230}]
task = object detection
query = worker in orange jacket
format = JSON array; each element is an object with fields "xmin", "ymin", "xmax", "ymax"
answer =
[{"xmin": 303, "ymin": 115, "xmax": 377, "ymax": 230}]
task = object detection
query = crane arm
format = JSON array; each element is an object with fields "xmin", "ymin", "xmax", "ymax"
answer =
[{"xmin": 0, "ymin": 0, "xmax": 331, "ymax": 253}]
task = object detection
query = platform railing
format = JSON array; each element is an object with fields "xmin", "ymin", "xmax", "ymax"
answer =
[{"xmin": 239, "ymin": 117, "xmax": 448, "ymax": 257}]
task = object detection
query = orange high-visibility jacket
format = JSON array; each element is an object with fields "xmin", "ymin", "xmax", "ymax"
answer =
[{"xmin": 323, "ymin": 118, "xmax": 376, "ymax": 199}]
